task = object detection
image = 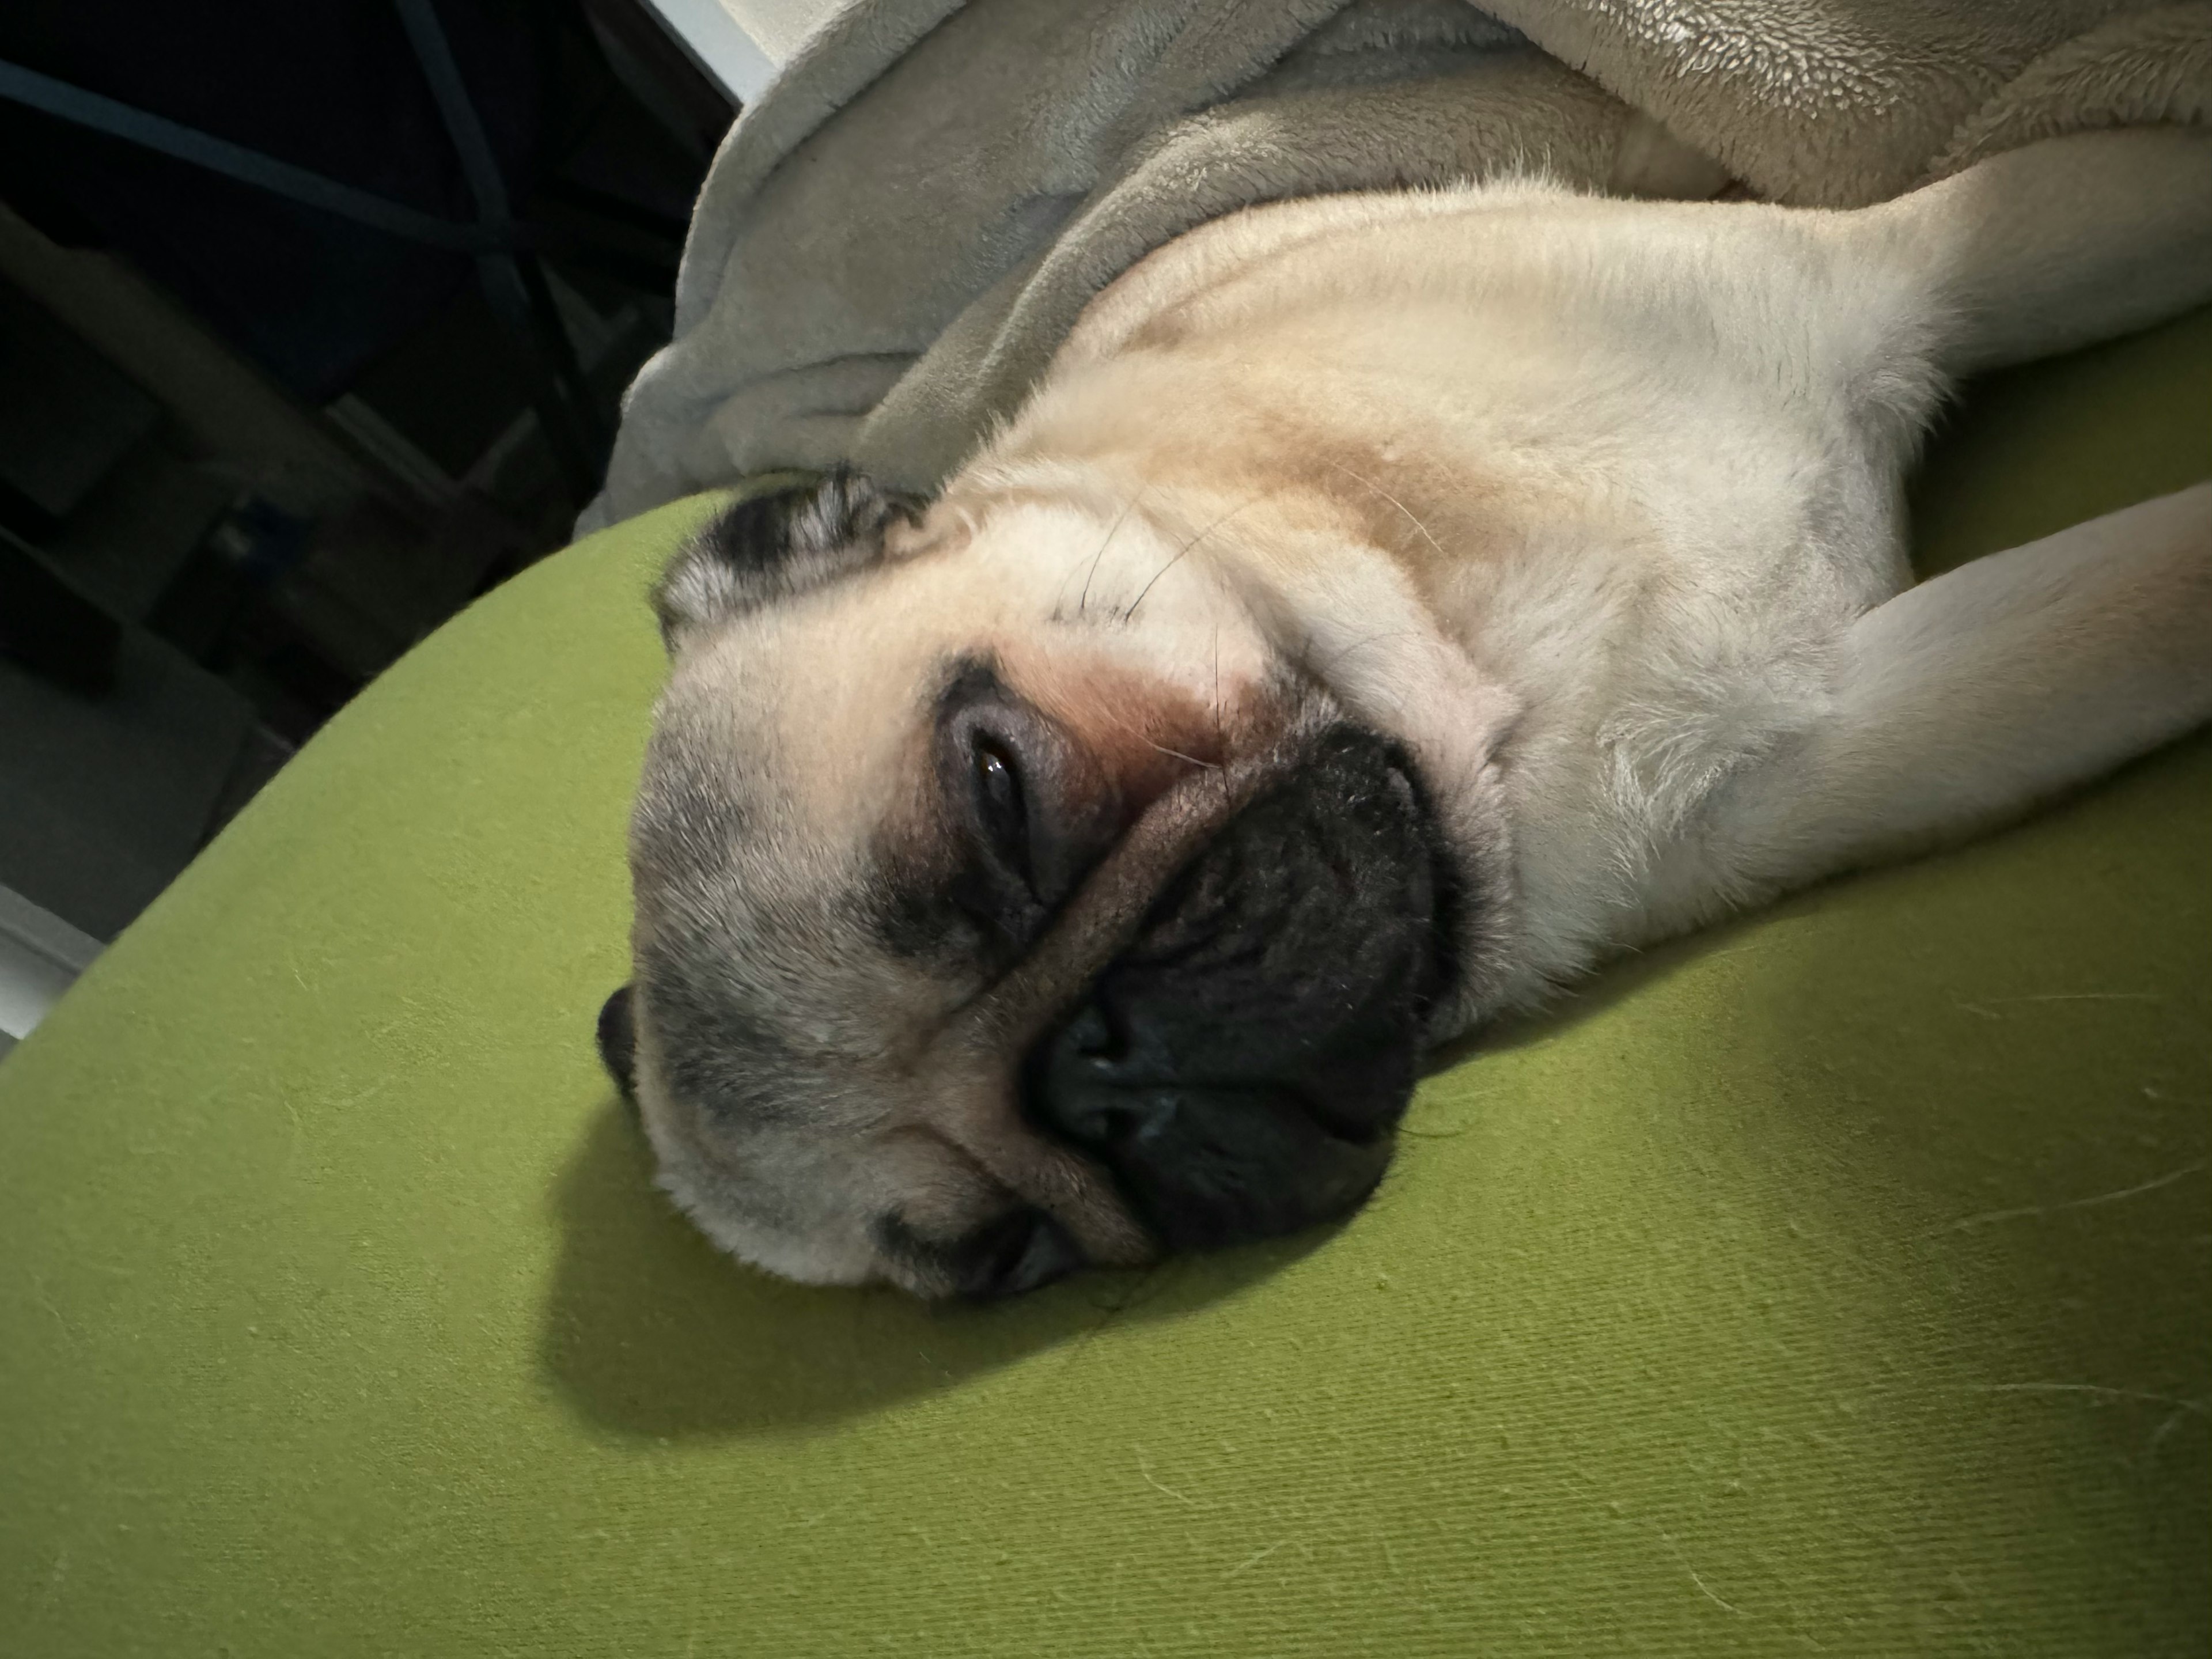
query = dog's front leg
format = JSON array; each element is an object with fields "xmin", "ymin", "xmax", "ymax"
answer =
[
  {"xmin": 1860, "ymin": 128, "xmax": 2212, "ymax": 375},
  {"xmin": 1707, "ymin": 483, "xmax": 2212, "ymax": 898}
]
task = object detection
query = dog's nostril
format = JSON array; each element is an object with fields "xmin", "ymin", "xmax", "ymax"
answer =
[
  {"xmin": 1058, "ymin": 1096, "xmax": 1122, "ymax": 1147},
  {"xmin": 1047, "ymin": 1091, "xmax": 1157, "ymax": 1152},
  {"xmin": 1091, "ymin": 1092, "xmax": 1182, "ymax": 1149},
  {"xmin": 1066, "ymin": 1001, "xmax": 1122, "ymax": 1061},
  {"xmin": 1130, "ymin": 1092, "xmax": 1184, "ymax": 1144}
]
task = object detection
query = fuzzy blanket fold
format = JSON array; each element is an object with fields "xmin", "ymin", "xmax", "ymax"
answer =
[{"xmin": 578, "ymin": 0, "xmax": 2212, "ymax": 533}]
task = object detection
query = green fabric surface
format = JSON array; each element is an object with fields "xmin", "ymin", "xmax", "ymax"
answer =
[{"xmin": 4, "ymin": 309, "xmax": 2209, "ymax": 1659}]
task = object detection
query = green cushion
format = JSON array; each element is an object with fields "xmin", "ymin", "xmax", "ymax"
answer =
[{"xmin": 5, "ymin": 308, "xmax": 2209, "ymax": 1658}]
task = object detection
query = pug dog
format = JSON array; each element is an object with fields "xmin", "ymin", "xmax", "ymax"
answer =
[{"xmin": 597, "ymin": 128, "xmax": 2212, "ymax": 1300}]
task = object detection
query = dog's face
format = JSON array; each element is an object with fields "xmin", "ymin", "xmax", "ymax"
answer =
[{"xmin": 601, "ymin": 473, "xmax": 1483, "ymax": 1297}]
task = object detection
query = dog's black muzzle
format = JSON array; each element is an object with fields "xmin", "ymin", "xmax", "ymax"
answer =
[{"xmin": 1024, "ymin": 724, "xmax": 1457, "ymax": 1253}]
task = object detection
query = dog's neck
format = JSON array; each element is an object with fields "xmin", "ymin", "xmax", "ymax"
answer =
[{"xmin": 969, "ymin": 369, "xmax": 1859, "ymax": 1029}]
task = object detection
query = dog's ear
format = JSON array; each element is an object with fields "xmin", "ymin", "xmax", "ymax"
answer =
[
  {"xmin": 651, "ymin": 469, "xmax": 924, "ymax": 650},
  {"xmin": 596, "ymin": 983, "xmax": 638, "ymax": 1109}
]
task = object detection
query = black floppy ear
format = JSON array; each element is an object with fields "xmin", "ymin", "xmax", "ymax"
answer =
[
  {"xmin": 597, "ymin": 984, "xmax": 638, "ymax": 1108},
  {"xmin": 650, "ymin": 468, "xmax": 925, "ymax": 650}
]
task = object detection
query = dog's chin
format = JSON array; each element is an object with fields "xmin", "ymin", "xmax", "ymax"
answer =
[{"xmin": 1021, "ymin": 722, "xmax": 1456, "ymax": 1253}]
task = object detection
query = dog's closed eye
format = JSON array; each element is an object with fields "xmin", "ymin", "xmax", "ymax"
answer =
[{"xmin": 876, "ymin": 1206, "xmax": 1086, "ymax": 1300}]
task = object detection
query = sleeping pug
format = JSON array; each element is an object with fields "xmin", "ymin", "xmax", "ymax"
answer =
[{"xmin": 597, "ymin": 128, "xmax": 2212, "ymax": 1300}]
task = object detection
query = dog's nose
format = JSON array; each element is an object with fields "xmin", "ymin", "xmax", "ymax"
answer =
[
  {"xmin": 1036, "ymin": 1002, "xmax": 1179, "ymax": 1146},
  {"xmin": 1022, "ymin": 723, "xmax": 1440, "ymax": 1255},
  {"xmin": 1033, "ymin": 1007, "xmax": 1232, "ymax": 1173}
]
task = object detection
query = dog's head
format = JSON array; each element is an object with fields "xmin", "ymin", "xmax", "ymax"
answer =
[{"xmin": 602, "ymin": 469, "xmax": 1510, "ymax": 1298}]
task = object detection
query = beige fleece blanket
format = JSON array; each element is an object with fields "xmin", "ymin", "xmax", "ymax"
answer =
[{"xmin": 578, "ymin": 0, "xmax": 2212, "ymax": 533}]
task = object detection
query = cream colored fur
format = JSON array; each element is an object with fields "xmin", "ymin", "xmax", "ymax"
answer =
[
  {"xmin": 965, "ymin": 126, "xmax": 2212, "ymax": 1027},
  {"xmin": 584, "ymin": 0, "xmax": 2212, "ymax": 534}
]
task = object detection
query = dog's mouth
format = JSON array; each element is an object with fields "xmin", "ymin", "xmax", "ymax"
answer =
[{"xmin": 1020, "ymin": 724, "xmax": 1456, "ymax": 1253}]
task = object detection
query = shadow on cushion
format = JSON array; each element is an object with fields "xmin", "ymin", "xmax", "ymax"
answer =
[{"xmin": 539, "ymin": 1100, "xmax": 1341, "ymax": 1436}]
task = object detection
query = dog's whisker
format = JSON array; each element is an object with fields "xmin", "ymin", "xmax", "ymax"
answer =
[
  {"xmin": 1075, "ymin": 486, "xmax": 1147, "ymax": 619},
  {"xmin": 1210, "ymin": 622, "xmax": 1224, "ymax": 736},
  {"xmin": 1327, "ymin": 459, "xmax": 1446, "ymax": 560},
  {"xmin": 1144, "ymin": 739, "xmax": 1220, "ymax": 770},
  {"xmin": 1210, "ymin": 623, "xmax": 1233, "ymax": 804},
  {"xmin": 1085, "ymin": 700, "xmax": 1222, "ymax": 773},
  {"xmin": 1122, "ymin": 497, "xmax": 1259, "ymax": 623},
  {"xmin": 1319, "ymin": 628, "xmax": 1421, "ymax": 674}
]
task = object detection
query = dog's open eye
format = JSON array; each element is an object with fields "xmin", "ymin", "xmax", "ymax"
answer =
[
  {"xmin": 927, "ymin": 661, "xmax": 1119, "ymax": 957},
  {"xmin": 971, "ymin": 735, "xmax": 1032, "ymax": 889}
]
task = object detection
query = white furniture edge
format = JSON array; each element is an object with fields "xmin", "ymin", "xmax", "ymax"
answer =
[
  {"xmin": 639, "ymin": 0, "xmax": 783, "ymax": 107},
  {"xmin": 0, "ymin": 883, "xmax": 101, "ymax": 1041}
]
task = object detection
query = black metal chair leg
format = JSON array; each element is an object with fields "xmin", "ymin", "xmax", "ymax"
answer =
[{"xmin": 393, "ymin": 0, "xmax": 609, "ymax": 503}]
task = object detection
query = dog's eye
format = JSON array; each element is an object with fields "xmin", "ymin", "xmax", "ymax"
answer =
[{"xmin": 971, "ymin": 735, "xmax": 1031, "ymax": 888}]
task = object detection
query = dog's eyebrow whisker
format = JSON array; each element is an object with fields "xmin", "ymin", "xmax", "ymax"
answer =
[
  {"xmin": 1327, "ymin": 459, "xmax": 1446, "ymax": 560},
  {"xmin": 1209, "ymin": 623, "xmax": 1235, "ymax": 803},
  {"xmin": 1319, "ymin": 628, "xmax": 1421, "ymax": 674},
  {"xmin": 1144, "ymin": 739, "xmax": 1220, "ymax": 770},
  {"xmin": 1122, "ymin": 498, "xmax": 1259, "ymax": 623},
  {"xmin": 1084, "ymin": 702, "xmax": 1222, "ymax": 772},
  {"xmin": 1210, "ymin": 620, "xmax": 1225, "ymax": 737},
  {"xmin": 1088, "ymin": 703, "xmax": 1158, "ymax": 749},
  {"xmin": 1074, "ymin": 487, "xmax": 1147, "ymax": 619}
]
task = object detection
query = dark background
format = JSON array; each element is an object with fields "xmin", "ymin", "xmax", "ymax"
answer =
[{"xmin": 0, "ymin": 0, "xmax": 731, "ymax": 941}]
